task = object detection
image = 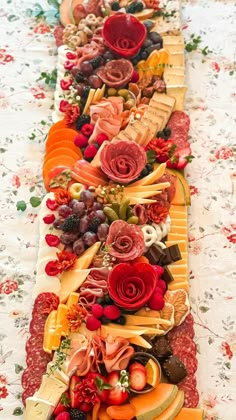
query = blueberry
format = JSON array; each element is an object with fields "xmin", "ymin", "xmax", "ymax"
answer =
[{"xmin": 140, "ymin": 50, "xmax": 148, "ymax": 60}]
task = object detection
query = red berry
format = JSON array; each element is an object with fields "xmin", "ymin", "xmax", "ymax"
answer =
[
  {"xmin": 96, "ymin": 133, "xmax": 109, "ymax": 146},
  {"xmin": 59, "ymin": 100, "xmax": 69, "ymax": 112},
  {"xmin": 148, "ymin": 291, "xmax": 165, "ymax": 310},
  {"xmin": 74, "ymin": 133, "xmax": 89, "ymax": 148},
  {"xmin": 158, "ymin": 279, "xmax": 167, "ymax": 293},
  {"xmin": 84, "ymin": 144, "xmax": 98, "ymax": 159},
  {"xmin": 129, "ymin": 368, "xmax": 146, "ymax": 391},
  {"xmin": 55, "ymin": 412, "xmax": 70, "ymax": 420},
  {"xmin": 46, "ymin": 198, "xmax": 58, "ymax": 210},
  {"xmin": 103, "ymin": 305, "xmax": 121, "ymax": 320},
  {"xmin": 86, "ymin": 315, "xmax": 102, "ymax": 331},
  {"xmin": 92, "ymin": 303, "xmax": 104, "ymax": 319},
  {"xmin": 81, "ymin": 123, "xmax": 94, "ymax": 137},
  {"xmin": 66, "ymin": 52, "xmax": 77, "ymax": 60},
  {"xmin": 43, "ymin": 214, "xmax": 56, "ymax": 224},
  {"xmin": 79, "ymin": 402, "xmax": 93, "ymax": 413},
  {"xmin": 45, "ymin": 234, "xmax": 60, "ymax": 247},
  {"xmin": 131, "ymin": 69, "xmax": 139, "ymax": 83},
  {"xmin": 155, "ymin": 286, "xmax": 165, "ymax": 296}
]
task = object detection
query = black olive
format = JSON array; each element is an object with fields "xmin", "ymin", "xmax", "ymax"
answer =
[
  {"xmin": 146, "ymin": 43, "xmax": 162, "ymax": 55},
  {"xmin": 143, "ymin": 20, "xmax": 155, "ymax": 31},
  {"xmin": 149, "ymin": 31, "xmax": 163, "ymax": 44}
]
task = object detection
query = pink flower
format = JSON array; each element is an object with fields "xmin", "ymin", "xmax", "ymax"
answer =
[
  {"xmin": 33, "ymin": 24, "xmax": 50, "ymax": 34},
  {"xmin": 214, "ymin": 146, "xmax": 234, "ymax": 160},
  {"xmin": 221, "ymin": 341, "xmax": 233, "ymax": 360},
  {"xmin": 0, "ymin": 386, "xmax": 8, "ymax": 399},
  {"xmin": 212, "ymin": 62, "xmax": 220, "ymax": 72},
  {"xmin": 0, "ymin": 375, "xmax": 7, "ymax": 385},
  {"xmin": 0, "ymin": 49, "xmax": 14, "ymax": 65},
  {"xmin": 0, "ymin": 279, "xmax": 18, "ymax": 295},
  {"xmin": 12, "ymin": 175, "xmax": 21, "ymax": 188},
  {"xmin": 190, "ymin": 185, "xmax": 199, "ymax": 195},
  {"xmin": 188, "ymin": 233, "xmax": 196, "ymax": 242}
]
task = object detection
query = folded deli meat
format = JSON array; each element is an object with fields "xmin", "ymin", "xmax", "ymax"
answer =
[{"xmin": 22, "ymin": 1, "xmax": 204, "ymax": 419}]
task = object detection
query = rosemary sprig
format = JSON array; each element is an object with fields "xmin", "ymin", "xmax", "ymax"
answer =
[{"xmin": 47, "ymin": 336, "xmax": 71, "ymax": 376}]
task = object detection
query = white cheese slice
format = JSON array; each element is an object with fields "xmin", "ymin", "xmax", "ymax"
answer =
[
  {"xmin": 34, "ymin": 375, "xmax": 68, "ymax": 405},
  {"xmin": 24, "ymin": 397, "xmax": 54, "ymax": 420},
  {"xmin": 33, "ymin": 275, "xmax": 61, "ymax": 298},
  {"xmin": 46, "ymin": 363, "xmax": 70, "ymax": 385},
  {"xmin": 166, "ymin": 85, "xmax": 187, "ymax": 111},
  {"xmin": 168, "ymin": 53, "xmax": 185, "ymax": 67},
  {"xmin": 163, "ymin": 35, "xmax": 184, "ymax": 45},
  {"xmin": 164, "ymin": 73, "xmax": 185, "ymax": 86},
  {"xmin": 164, "ymin": 65, "xmax": 185, "ymax": 75}
]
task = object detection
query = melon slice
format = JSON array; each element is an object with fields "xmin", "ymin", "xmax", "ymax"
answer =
[
  {"xmin": 59, "ymin": 269, "xmax": 90, "ymax": 303},
  {"xmin": 154, "ymin": 390, "xmax": 184, "ymax": 419},
  {"xmin": 175, "ymin": 407, "xmax": 204, "ymax": 420},
  {"xmin": 130, "ymin": 383, "xmax": 178, "ymax": 420},
  {"xmin": 59, "ymin": 0, "xmax": 75, "ymax": 26}
]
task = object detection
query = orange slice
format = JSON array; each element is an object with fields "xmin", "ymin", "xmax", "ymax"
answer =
[
  {"xmin": 43, "ymin": 310, "xmax": 57, "ymax": 354},
  {"xmin": 56, "ymin": 304, "xmax": 69, "ymax": 336},
  {"xmin": 42, "ymin": 156, "xmax": 77, "ymax": 179},
  {"xmin": 67, "ymin": 292, "xmax": 80, "ymax": 308},
  {"xmin": 145, "ymin": 358, "xmax": 161, "ymax": 387}
]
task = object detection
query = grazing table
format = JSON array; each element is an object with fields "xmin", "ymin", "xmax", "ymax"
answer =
[{"xmin": 0, "ymin": 0, "xmax": 235, "ymax": 418}]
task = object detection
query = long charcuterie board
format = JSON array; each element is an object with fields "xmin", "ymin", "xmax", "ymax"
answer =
[{"xmin": 22, "ymin": 0, "xmax": 204, "ymax": 419}]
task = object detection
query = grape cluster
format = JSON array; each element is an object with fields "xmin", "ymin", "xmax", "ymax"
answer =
[{"xmin": 53, "ymin": 191, "xmax": 109, "ymax": 256}]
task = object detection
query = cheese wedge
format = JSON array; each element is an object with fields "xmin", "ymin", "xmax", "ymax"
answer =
[
  {"xmin": 83, "ymin": 88, "xmax": 95, "ymax": 114},
  {"xmin": 129, "ymin": 335, "xmax": 152, "ymax": 349},
  {"xmin": 152, "ymin": 92, "xmax": 176, "ymax": 109},
  {"xmin": 59, "ymin": 268, "xmax": 90, "ymax": 303},
  {"xmin": 166, "ymin": 86, "xmax": 187, "ymax": 111},
  {"xmin": 46, "ymin": 363, "xmax": 70, "ymax": 385},
  {"xmin": 168, "ymin": 53, "xmax": 185, "ymax": 67},
  {"xmin": 125, "ymin": 315, "xmax": 172, "ymax": 327},
  {"xmin": 24, "ymin": 397, "xmax": 54, "ymax": 420},
  {"xmin": 163, "ymin": 35, "xmax": 184, "ymax": 45},
  {"xmin": 34, "ymin": 375, "xmax": 68, "ymax": 405},
  {"xmin": 101, "ymin": 324, "xmax": 147, "ymax": 339},
  {"xmin": 164, "ymin": 73, "xmax": 185, "ymax": 86}
]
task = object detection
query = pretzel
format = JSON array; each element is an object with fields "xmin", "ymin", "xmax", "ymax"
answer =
[
  {"xmin": 152, "ymin": 215, "xmax": 171, "ymax": 241},
  {"xmin": 141, "ymin": 225, "xmax": 158, "ymax": 247}
]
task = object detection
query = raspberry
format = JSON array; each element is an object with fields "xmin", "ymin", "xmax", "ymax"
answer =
[
  {"xmin": 45, "ymin": 234, "xmax": 60, "ymax": 247},
  {"xmin": 55, "ymin": 412, "xmax": 70, "ymax": 420},
  {"xmin": 148, "ymin": 291, "xmax": 165, "ymax": 311},
  {"xmin": 74, "ymin": 133, "xmax": 88, "ymax": 148},
  {"xmin": 84, "ymin": 144, "xmax": 97, "ymax": 159},
  {"xmin": 131, "ymin": 69, "xmax": 139, "ymax": 83},
  {"xmin": 59, "ymin": 100, "xmax": 69, "ymax": 112},
  {"xmin": 155, "ymin": 286, "xmax": 165, "ymax": 296},
  {"xmin": 96, "ymin": 133, "xmax": 109, "ymax": 146},
  {"xmin": 103, "ymin": 305, "xmax": 121, "ymax": 320},
  {"xmin": 158, "ymin": 279, "xmax": 167, "ymax": 293},
  {"xmin": 43, "ymin": 214, "xmax": 56, "ymax": 224},
  {"xmin": 46, "ymin": 198, "xmax": 58, "ymax": 210},
  {"xmin": 81, "ymin": 123, "xmax": 94, "ymax": 137},
  {"xmin": 86, "ymin": 315, "xmax": 101, "ymax": 331},
  {"xmin": 92, "ymin": 303, "xmax": 104, "ymax": 319}
]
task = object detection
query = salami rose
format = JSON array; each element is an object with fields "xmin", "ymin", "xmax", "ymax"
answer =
[
  {"xmin": 97, "ymin": 59, "xmax": 134, "ymax": 89},
  {"xmin": 106, "ymin": 220, "xmax": 145, "ymax": 262},
  {"xmin": 108, "ymin": 262, "xmax": 157, "ymax": 310},
  {"xmin": 100, "ymin": 140, "xmax": 146, "ymax": 184}
]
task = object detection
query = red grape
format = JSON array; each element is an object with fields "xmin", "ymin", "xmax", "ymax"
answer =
[
  {"xmin": 72, "ymin": 201, "xmax": 86, "ymax": 217},
  {"xmin": 79, "ymin": 216, "xmax": 90, "ymax": 233},
  {"xmin": 80, "ymin": 190, "xmax": 94, "ymax": 208},
  {"xmin": 58, "ymin": 205, "xmax": 73, "ymax": 218},
  {"xmin": 83, "ymin": 231, "xmax": 97, "ymax": 246},
  {"xmin": 60, "ymin": 232, "xmax": 78, "ymax": 245},
  {"xmin": 97, "ymin": 223, "xmax": 109, "ymax": 241},
  {"xmin": 88, "ymin": 75, "xmax": 103, "ymax": 89},
  {"xmin": 94, "ymin": 210, "xmax": 106, "ymax": 223},
  {"xmin": 80, "ymin": 61, "xmax": 93, "ymax": 76},
  {"xmin": 73, "ymin": 238, "xmax": 85, "ymax": 256}
]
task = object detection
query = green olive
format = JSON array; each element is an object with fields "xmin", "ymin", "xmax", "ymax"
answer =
[
  {"xmin": 118, "ymin": 89, "xmax": 129, "ymax": 99},
  {"xmin": 107, "ymin": 88, "xmax": 117, "ymax": 96},
  {"xmin": 127, "ymin": 216, "xmax": 139, "ymax": 224}
]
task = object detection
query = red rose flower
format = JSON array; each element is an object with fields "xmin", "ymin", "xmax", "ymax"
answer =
[
  {"xmin": 146, "ymin": 138, "xmax": 174, "ymax": 163},
  {"xmin": 0, "ymin": 279, "xmax": 18, "ymax": 295},
  {"xmin": 105, "ymin": 220, "xmax": 145, "ymax": 262},
  {"xmin": 108, "ymin": 262, "xmax": 157, "ymax": 310}
]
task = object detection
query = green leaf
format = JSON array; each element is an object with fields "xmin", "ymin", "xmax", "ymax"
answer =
[
  {"xmin": 229, "ymin": 70, "xmax": 234, "ymax": 76},
  {"xmin": 16, "ymin": 201, "xmax": 27, "ymax": 211},
  {"xmin": 15, "ymin": 364, "xmax": 24, "ymax": 374},
  {"xmin": 7, "ymin": 14, "xmax": 20, "ymax": 22},
  {"xmin": 146, "ymin": 149, "xmax": 156, "ymax": 164},
  {"xmin": 199, "ymin": 305, "xmax": 210, "ymax": 313},
  {"xmin": 13, "ymin": 407, "xmax": 23, "ymax": 416},
  {"xmin": 30, "ymin": 196, "xmax": 41, "ymax": 207}
]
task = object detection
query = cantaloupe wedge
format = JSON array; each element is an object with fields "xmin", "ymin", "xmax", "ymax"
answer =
[
  {"xmin": 67, "ymin": 292, "xmax": 80, "ymax": 308},
  {"xmin": 73, "ymin": 242, "xmax": 101, "ymax": 269},
  {"xmin": 153, "ymin": 390, "xmax": 184, "ymax": 420},
  {"xmin": 130, "ymin": 383, "xmax": 178, "ymax": 420},
  {"xmin": 60, "ymin": 0, "xmax": 75, "ymax": 26},
  {"xmin": 128, "ymin": 335, "xmax": 152, "ymax": 349},
  {"xmin": 130, "ymin": 163, "xmax": 166, "ymax": 186},
  {"xmin": 98, "ymin": 405, "xmax": 112, "ymax": 420},
  {"xmin": 175, "ymin": 407, "xmax": 204, "ymax": 419}
]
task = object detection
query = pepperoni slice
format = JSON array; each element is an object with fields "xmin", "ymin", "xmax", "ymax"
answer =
[
  {"xmin": 168, "ymin": 314, "xmax": 195, "ymax": 340},
  {"xmin": 29, "ymin": 314, "xmax": 47, "ymax": 335},
  {"xmin": 25, "ymin": 334, "xmax": 44, "ymax": 353},
  {"xmin": 184, "ymin": 386, "xmax": 199, "ymax": 408},
  {"xmin": 171, "ymin": 335, "xmax": 197, "ymax": 355},
  {"xmin": 177, "ymin": 351, "xmax": 198, "ymax": 376}
]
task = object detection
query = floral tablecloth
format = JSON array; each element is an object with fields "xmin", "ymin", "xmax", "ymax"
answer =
[{"xmin": 0, "ymin": 0, "xmax": 235, "ymax": 418}]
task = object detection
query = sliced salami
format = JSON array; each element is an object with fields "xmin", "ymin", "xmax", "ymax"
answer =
[
  {"xmin": 22, "ymin": 384, "xmax": 39, "ymax": 407},
  {"xmin": 26, "ymin": 349, "xmax": 51, "ymax": 367},
  {"xmin": 177, "ymin": 351, "xmax": 198, "ymax": 376},
  {"xmin": 168, "ymin": 314, "xmax": 195, "ymax": 340},
  {"xmin": 171, "ymin": 335, "xmax": 197, "ymax": 355},
  {"xmin": 178, "ymin": 375, "xmax": 197, "ymax": 390},
  {"xmin": 167, "ymin": 111, "xmax": 190, "ymax": 132},
  {"xmin": 29, "ymin": 314, "xmax": 47, "ymax": 335},
  {"xmin": 183, "ymin": 386, "xmax": 199, "ymax": 408},
  {"xmin": 171, "ymin": 132, "xmax": 190, "ymax": 151},
  {"xmin": 32, "ymin": 292, "xmax": 59, "ymax": 315},
  {"xmin": 21, "ymin": 367, "xmax": 43, "ymax": 389},
  {"xmin": 25, "ymin": 334, "xmax": 44, "ymax": 353}
]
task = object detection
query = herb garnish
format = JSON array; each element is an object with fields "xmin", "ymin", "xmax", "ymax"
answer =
[{"xmin": 47, "ymin": 336, "xmax": 71, "ymax": 376}]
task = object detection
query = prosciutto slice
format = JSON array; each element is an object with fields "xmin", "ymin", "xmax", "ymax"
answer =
[
  {"xmin": 79, "ymin": 267, "xmax": 109, "ymax": 309},
  {"xmin": 89, "ymin": 97, "xmax": 124, "ymax": 143},
  {"xmin": 94, "ymin": 334, "xmax": 134, "ymax": 372}
]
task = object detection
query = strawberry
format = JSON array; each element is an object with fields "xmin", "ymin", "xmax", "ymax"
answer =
[
  {"xmin": 129, "ymin": 362, "xmax": 146, "ymax": 375},
  {"xmin": 106, "ymin": 371, "xmax": 129, "ymax": 406},
  {"xmin": 166, "ymin": 146, "xmax": 194, "ymax": 170},
  {"xmin": 69, "ymin": 375, "xmax": 81, "ymax": 408},
  {"xmin": 53, "ymin": 392, "xmax": 70, "ymax": 416},
  {"xmin": 55, "ymin": 412, "xmax": 70, "ymax": 420},
  {"xmin": 85, "ymin": 372, "xmax": 111, "ymax": 402},
  {"xmin": 129, "ymin": 367, "xmax": 146, "ymax": 391}
]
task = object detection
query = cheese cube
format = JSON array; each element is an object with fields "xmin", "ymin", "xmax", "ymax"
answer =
[
  {"xmin": 34, "ymin": 375, "xmax": 68, "ymax": 405},
  {"xmin": 166, "ymin": 86, "xmax": 187, "ymax": 111},
  {"xmin": 24, "ymin": 397, "xmax": 54, "ymax": 420}
]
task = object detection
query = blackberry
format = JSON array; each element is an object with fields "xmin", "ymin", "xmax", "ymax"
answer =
[
  {"xmin": 90, "ymin": 56, "xmax": 102, "ymax": 69},
  {"xmin": 76, "ymin": 114, "xmax": 91, "ymax": 130},
  {"xmin": 88, "ymin": 216, "xmax": 101, "ymax": 233},
  {"xmin": 111, "ymin": 1, "xmax": 120, "ymax": 11},
  {"xmin": 75, "ymin": 72, "xmax": 85, "ymax": 83},
  {"xmin": 69, "ymin": 408, "xmax": 86, "ymax": 420},
  {"xmin": 62, "ymin": 215, "xmax": 80, "ymax": 232}
]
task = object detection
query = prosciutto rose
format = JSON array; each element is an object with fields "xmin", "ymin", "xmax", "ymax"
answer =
[
  {"xmin": 100, "ymin": 140, "xmax": 147, "ymax": 184},
  {"xmin": 105, "ymin": 220, "xmax": 145, "ymax": 262},
  {"xmin": 108, "ymin": 262, "xmax": 157, "ymax": 310}
]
